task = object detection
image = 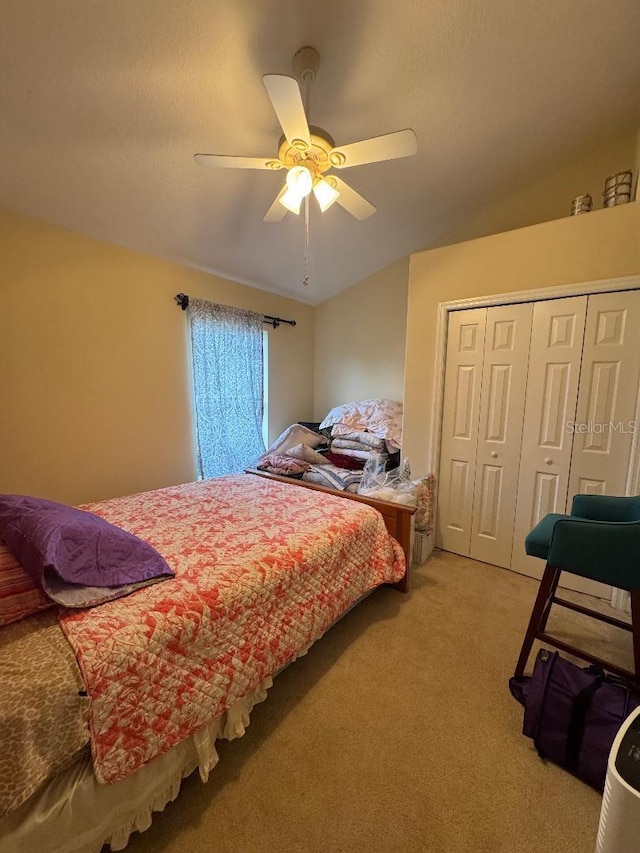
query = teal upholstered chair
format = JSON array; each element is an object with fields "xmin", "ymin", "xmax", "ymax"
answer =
[{"xmin": 515, "ymin": 494, "xmax": 640, "ymax": 683}]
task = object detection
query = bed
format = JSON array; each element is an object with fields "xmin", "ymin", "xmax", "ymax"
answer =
[{"xmin": 0, "ymin": 473, "xmax": 407, "ymax": 852}]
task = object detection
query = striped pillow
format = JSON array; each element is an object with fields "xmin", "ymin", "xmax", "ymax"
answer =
[{"xmin": 0, "ymin": 543, "xmax": 54, "ymax": 626}]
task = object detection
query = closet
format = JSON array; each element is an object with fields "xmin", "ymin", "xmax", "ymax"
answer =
[{"xmin": 437, "ymin": 290, "xmax": 640, "ymax": 595}]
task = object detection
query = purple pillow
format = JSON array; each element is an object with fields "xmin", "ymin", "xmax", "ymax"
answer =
[{"xmin": 0, "ymin": 494, "xmax": 174, "ymax": 607}]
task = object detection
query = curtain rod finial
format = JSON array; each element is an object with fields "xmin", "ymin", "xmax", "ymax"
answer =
[{"xmin": 175, "ymin": 293, "xmax": 189, "ymax": 310}]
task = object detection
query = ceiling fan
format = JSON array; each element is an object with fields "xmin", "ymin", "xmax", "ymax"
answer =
[{"xmin": 194, "ymin": 47, "xmax": 417, "ymax": 223}]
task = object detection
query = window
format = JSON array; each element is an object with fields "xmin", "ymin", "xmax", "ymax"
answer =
[{"xmin": 188, "ymin": 300, "xmax": 266, "ymax": 478}]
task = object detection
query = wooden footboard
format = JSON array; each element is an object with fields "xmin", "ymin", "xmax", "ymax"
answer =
[{"xmin": 245, "ymin": 469, "xmax": 414, "ymax": 592}]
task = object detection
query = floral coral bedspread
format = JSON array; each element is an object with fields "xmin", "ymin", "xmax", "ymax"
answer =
[{"xmin": 60, "ymin": 475, "xmax": 405, "ymax": 785}]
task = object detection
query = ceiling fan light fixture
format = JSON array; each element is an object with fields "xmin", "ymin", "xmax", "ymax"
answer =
[
  {"xmin": 285, "ymin": 165, "xmax": 313, "ymax": 197},
  {"xmin": 279, "ymin": 165, "xmax": 313, "ymax": 214},
  {"xmin": 312, "ymin": 177, "xmax": 340, "ymax": 212},
  {"xmin": 279, "ymin": 187, "xmax": 304, "ymax": 215}
]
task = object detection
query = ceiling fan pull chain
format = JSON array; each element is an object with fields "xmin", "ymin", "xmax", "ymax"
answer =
[{"xmin": 303, "ymin": 195, "xmax": 310, "ymax": 287}]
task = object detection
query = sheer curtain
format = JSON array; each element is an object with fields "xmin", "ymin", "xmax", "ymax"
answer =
[{"xmin": 188, "ymin": 299, "xmax": 266, "ymax": 478}]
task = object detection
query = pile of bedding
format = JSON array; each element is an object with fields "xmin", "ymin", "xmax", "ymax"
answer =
[
  {"xmin": 257, "ymin": 399, "xmax": 404, "ymax": 492},
  {"xmin": 328, "ymin": 432, "xmax": 389, "ymax": 468},
  {"xmin": 302, "ymin": 463, "xmax": 363, "ymax": 492},
  {"xmin": 319, "ymin": 398, "xmax": 402, "ymax": 472},
  {"xmin": 256, "ymin": 424, "xmax": 364, "ymax": 493},
  {"xmin": 320, "ymin": 398, "xmax": 403, "ymax": 452}
]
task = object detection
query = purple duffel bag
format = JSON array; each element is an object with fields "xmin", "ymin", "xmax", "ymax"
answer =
[{"xmin": 509, "ymin": 648, "xmax": 640, "ymax": 791}]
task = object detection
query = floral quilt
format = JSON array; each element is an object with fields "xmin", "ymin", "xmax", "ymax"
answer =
[{"xmin": 60, "ymin": 475, "xmax": 405, "ymax": 785}]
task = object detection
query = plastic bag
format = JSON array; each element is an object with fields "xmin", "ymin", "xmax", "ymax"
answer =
[{"xmin": 357, "ymin": 454, "xmax": 418, "ymax": 506}]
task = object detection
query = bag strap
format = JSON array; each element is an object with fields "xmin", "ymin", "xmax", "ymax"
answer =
[
  {"xmin": 587, "ymin": 665, "xmax": 628, "ymax": 690},
  {"xmin": 564, "ymin": 677, "xmax": 604, "ymax": 773}
]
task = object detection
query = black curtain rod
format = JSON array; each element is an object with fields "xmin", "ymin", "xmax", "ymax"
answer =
[{"xmin": 174, "ymin": 293, "xmax": 296, "ymax": 329}]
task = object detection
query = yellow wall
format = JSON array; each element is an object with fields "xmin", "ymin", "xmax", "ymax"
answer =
[
  {"xmin": 313, "ymin": 258, "xmax": 409, "ymax": 419},
  {"xmin": 0, "ymin": 209, "xmax": 314, "ymax": 504},
  {"xmin": 403, "ymin": 202, "xmax": 640, "ymax": 476},
  {"xmin": 312, "ymin": 132, "xmax": 637, "ymax": 427},
  {"xmin": 634, "ymin": 128, "xmax": 640, "ymax": 200},
  {"xmin": 438, "ymin": 133, "xmax": 636, "ymax": 248}
]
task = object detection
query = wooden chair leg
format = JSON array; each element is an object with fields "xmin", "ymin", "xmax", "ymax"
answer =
[
  {"xmin": 537, "ymin": 566, "xmax": 561, "ymax": 635},
  {"xmin": 514, "ymin": 564, "xmax": 561, "ymax": 676},
  {"xmin": 630, "ymin": 590, "xmax": 640, "ymax": 684}
]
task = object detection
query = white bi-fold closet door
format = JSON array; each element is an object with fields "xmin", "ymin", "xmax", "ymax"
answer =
[
  {"xmin": 509, "ymin": 296, "xmax": 588, "ymax": 579},
  {"xmin": 512, "ymin": 290, "xmax": 640, "ymax": 594},
  {"xmin": 437, "ymin": 290, "xmax": 640, "ymax": 594},
  {"xmin": 437, "ymin": 302, "xmax": 533, "ymax": 568}
]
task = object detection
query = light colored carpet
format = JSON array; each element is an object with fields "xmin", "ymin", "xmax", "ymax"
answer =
[{"xmin": 124, "ymin": 551, "xmax": 633, "ymax": 853}]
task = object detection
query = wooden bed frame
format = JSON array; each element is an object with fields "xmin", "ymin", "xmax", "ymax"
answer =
[{"xmin": 246, "ymin": 469, "xmax": 414, "ymax": 592}]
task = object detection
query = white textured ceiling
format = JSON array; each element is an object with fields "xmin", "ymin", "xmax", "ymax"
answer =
[{"xmin": 1, "ymin": 0, "xmax": 639, "ymax": 304}]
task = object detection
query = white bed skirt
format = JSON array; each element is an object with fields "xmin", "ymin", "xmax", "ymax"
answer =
[{"xmin": 0, "ymin": 675, "xmax": 274, "ymax": 853}]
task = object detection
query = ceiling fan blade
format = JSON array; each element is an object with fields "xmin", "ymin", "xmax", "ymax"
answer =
[
  {"xmin": 330, "ymin": 129, "xmax": 417, "ymax": 169},
  {"xmin": 194, "ymin": 154, "xmax": 282, "ymax": 170},
  {"xmin": 332, "ymin": 177, "xmax": 376, "ymax": 220},
  {"xmin": 263, "ymin": 186, "xmax": 288, "ymax": 222},
  {"xmin": 263, "ymin": 75, "xmax": 311, "ymax": 150}
]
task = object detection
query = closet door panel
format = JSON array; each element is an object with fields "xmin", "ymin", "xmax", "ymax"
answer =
[
  {"xmin": 568, "ymin": 291, "xmax": 640, "ymax": 500},
  {"xmin": 437, "ymin": 309, "xmax": 486, "ymax": 555},
  {"xmin": 563, "ymin": 291, "xmax": 640, "ymax": 598},
  {"xmin": 511, "ymin": 296, "xmax": 587, "ymax": 579},
  {"xmin": 469, "ymin": 303, "xmax": 533, "ymax": 568}
]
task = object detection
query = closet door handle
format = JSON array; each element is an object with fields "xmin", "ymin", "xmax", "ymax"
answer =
[
  {"xmin": 545, "ymin": 457, "xmax": 553, "ymax": 465},
  {"xmin": 490, "ymin": 451, "xmax": 498, "ymax": 458}
]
